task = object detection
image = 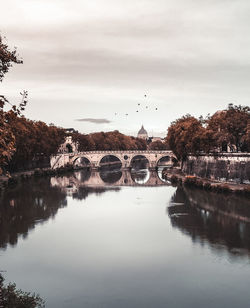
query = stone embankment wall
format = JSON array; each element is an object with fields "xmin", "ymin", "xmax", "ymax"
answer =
[{"xmin": 182, "ymin": 153, "xmax": 250, "ymax": 183}]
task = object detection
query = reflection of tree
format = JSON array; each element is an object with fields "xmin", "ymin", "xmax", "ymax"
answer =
[
  {"xmin": 0, "ymin": 273, "xmax": 45, "ymax": 307},
  {"xmin": 74, "ymin": 168, "xmax": 91, "ymax": 182},
  {"xmin": 0, "ymin": 174, "xmax": 122, "ymax": 249},
  {"xmin": 168, "ymin": 186, "xmax": 250, "ymax": 257},
  {"xmin": 0, "ymin": 177, "xmax": 67, "ymax": 249},
  {"xmin": 72, "ymin": 186, "xmax": 120, "ymax": 201}
]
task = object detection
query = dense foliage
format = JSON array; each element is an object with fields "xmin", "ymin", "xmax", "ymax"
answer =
[
  {"xmin": 0, "ymin": 36, "xmax": 22, "ymax": 173},
  {"xmin": 166, "ymin": 105, "xmax": 250, "ymax": 161},
  {"xmin": 206, "ymin": 104, "xmax": 250, "ymax": 152},
  {"xmin": 149, "ymin": 140, "xmax": 167, "ymax": 150},
  {"xmin": 0, "ymin": 35, "xmax": 65, "ymax": 173},
  {"xmin": 72, "ymin": 130, "xmax": 147, "ymax": 151},
  {"xmin": 6, "ymin": 115, "xmax": 65, "ymax": 171},
  {"xmin": 166, "ymin": 115, "xmax": 205, "ymax": 160},
  {"xmin": 0, "ymin": 274, "xmax": 45, "ymax": 308}
]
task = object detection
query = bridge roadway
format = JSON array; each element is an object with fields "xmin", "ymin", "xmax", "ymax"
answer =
[{"xmin": 50, "ymin": 150, "xmax": 176, "ymax": 169}]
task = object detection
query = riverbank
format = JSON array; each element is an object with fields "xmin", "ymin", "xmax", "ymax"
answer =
[
  {"xmin": 163, "ymin": 168, "xmax": 250, "ymax": 196},
  {"xmin": 0, "ymin": 166, "xmax": 75, "ymax": 190},
  {"xmin": 182, "ymin": 153, "xmax": 250, "ymax": 184}
]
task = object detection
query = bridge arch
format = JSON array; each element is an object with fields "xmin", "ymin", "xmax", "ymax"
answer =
[
  {"xmin": 73, "ymin": 156, "xmax": 91, "ymax": 168},
  {"xmin": 130, "ymin": 154, "xmax": 149, "ymax": 169},
  {"xmin": 98, "ymin": 154, "xmax": 122, "ymax": 169},
  {"xmin": 156, "ymin": 155, "xmax": 172, "ymax": 167}
]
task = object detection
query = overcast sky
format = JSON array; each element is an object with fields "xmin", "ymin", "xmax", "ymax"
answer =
[{"xmin": 1, "ymin": 0, "xmax": 250, "ymax": 136}]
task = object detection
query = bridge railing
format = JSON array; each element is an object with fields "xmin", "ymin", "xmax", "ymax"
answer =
[{"xmin": 55, "ymin": 150, "xmax": 173, "ymax": 155}]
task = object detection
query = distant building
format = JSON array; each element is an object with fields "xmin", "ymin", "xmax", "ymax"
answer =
[
  {"xmin": 58, "ymin": 136, "xmax": 78, "ymax": 153},
  {"xmin": 151, "ymin": 137, "xmax": 164, "ymax": 143},
  {"xmin": 64, "ymin": 128, "xmax": 78, "ymax": 134},
  {"xmin": 137, "ymin": 125, "xmax": 148, "ymax": 140}
]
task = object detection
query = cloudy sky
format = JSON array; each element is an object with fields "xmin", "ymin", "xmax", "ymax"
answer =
[{"xmin": 1, "ymin": 0, "xmax": 250, "ymax": 136}]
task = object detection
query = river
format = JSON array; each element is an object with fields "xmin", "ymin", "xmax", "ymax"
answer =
[{"xmin": 0, "ymin": 168, "xmax": 250, "ymax": 308}]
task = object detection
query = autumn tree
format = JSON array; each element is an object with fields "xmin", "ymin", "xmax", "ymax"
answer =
[
  {"xmin": 72, "ymin": 133, "xmax": 95, "ymax": 151},
  {"xmin": 149, "ymin": 140, "xmax": 167, "ymax": 150},
  {"xmin": 7, "ymin": 116, "xmax": 65, "ymax": 171},
  {"xmin": 71, "ymin": 130, "xmax": 148, "ymax": 151},
  {"xmin": 243, "ymin": 120, "xmax": 250, "ymax": 152},
  {"xmin": 166, "ymin": 104, "xmax": 250, "ymax": 163},
  {"xmin": 166, "ymin": 115, "xmax": 205, "ymax": 161},
  {"xmin": 134, "ymin": 137, "xmax": 147, "ymax": 150},
  {"xmin": 89, "ymin": 131, "xmax": 146, "ymax": 151},
  {"xmin": 0, "ymin": 35, "xmax": 24, "ymax": 174},
  {"xmin": 206, "ymin": 104, "xmax": 250, "ymax": 152}
]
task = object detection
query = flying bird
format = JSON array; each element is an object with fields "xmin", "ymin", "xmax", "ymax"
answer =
[
  {"xmin": 138, "ymin": 103, "xmax": 140, "ymax": 106},
  {"xmin": 155, "ymin": 108, "xmax": 158, "ymax": 110},
  {"xmin": 144, "ymin": 94, "xmax": 147, "ymax": 97},
  {"xmin": 136, "ymin": 110, "xmax": 138, "ymax": 112}
]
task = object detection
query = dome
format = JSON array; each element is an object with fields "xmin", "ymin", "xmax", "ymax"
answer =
[
  {"xmin": 137, "ymin": 125, "xmax": 148, "ymax": 140},
  {"xmin": 138, "ymin": 125, "xmax": 147, "ymax": 135}
]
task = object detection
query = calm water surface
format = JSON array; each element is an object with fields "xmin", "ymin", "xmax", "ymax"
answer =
[{"xmin": 0, "ymin": 168, "xmax": 250, "ymax": 308}]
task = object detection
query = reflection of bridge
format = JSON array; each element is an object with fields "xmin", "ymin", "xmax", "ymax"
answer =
[
  {"xmin": 50, "ymin": 169, "xmax": 169, "ymax": 195},
  {"xmin": 50, "ymin": 150, "xmax": 176, "ymax": 169}
]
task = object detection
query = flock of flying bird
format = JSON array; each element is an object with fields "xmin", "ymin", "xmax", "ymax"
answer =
[{"xmin": 114, "ymin": 94, "xmax": 158, "ymax": 117}]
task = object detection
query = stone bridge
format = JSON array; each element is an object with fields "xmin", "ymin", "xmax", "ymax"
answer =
[{"xmin": 50, "ymin": 150, "xmax": 176, "ymax": 170}]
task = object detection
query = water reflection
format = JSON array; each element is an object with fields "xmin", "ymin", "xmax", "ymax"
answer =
[
  {"xmin": 1, "ymin": 167, "xmax": 250, "ymax": 262},
  {"xmin": 168, "ymin": 186, "xmax": 250, "ymax": 257},
  {"xmin": 51, "ymin": 168, "xmax": 167, "ymax": 193},
  {"xmin": 0, "ymin": 174, "xmax": 120, "ymax": 250},
  {"xmin": 99, "ymin": 169, "xmax": 122, "ymax": 184},
  {"xmin": 0, "ymin": 168, "xmax": 166, "ymax": 250},
  {"xmin": 157, "ymin": 166, "xmax": 170, "ymax": 182},
  {"xmin": 130, "ymin": 169, "xmax": 150, "ymax": 184},
  {"xmin": 0, "ymin": 177, "xmax": 67, "ymax": 249}
]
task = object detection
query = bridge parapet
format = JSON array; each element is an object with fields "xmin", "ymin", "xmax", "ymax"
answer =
[{"xmin": 75, "ymin": 150, "xmax": 173, "ymax": 155}]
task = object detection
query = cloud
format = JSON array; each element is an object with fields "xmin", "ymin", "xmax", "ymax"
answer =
[
  {"xmin": 75, "ymin": 118, "xmax": 111, "ymax": 124},
  {"xmin": 2, "ymin": 0, "xmax": 250, "ymax": 133}
]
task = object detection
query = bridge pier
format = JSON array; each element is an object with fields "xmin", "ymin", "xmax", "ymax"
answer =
[{"xmin": 149, "ymin": 167, "xmax": 157, "ymax": 171}]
